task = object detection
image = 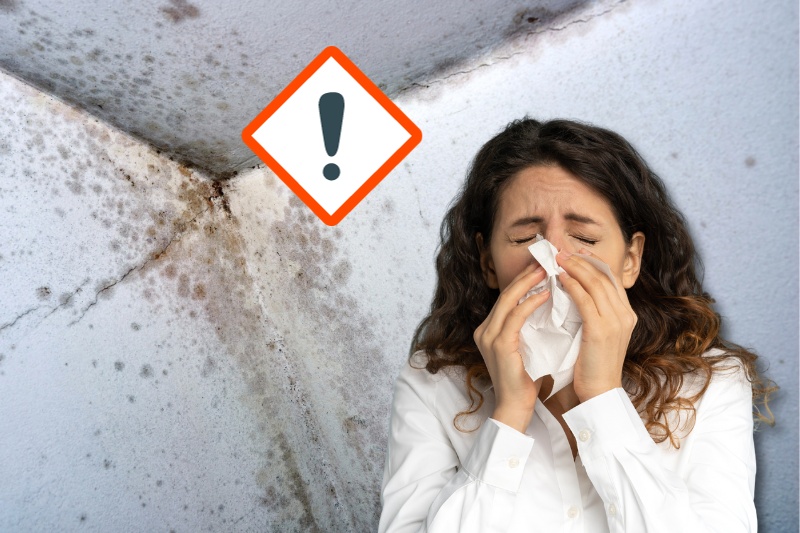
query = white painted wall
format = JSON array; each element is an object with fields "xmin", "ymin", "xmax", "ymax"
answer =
[{"xmin": 1, "ymin": 0, "xmax": 796, "ymax": 531}]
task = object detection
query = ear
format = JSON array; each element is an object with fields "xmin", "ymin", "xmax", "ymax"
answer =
[
  {"xmin": 622, "ymin": 231, "xmax": 645, "ymax": 289},
  {"xmin": 475, "ymin": 232, "xmax": 499, "ymax": 290}
]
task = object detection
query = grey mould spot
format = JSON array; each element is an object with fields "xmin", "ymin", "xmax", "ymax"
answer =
[
  {"xmin": 139, "ymin": 364, "xmax": 153, "ymax": 378},
  {"xmin": 36, "ymin": 286, "xmax": 52, "ymax": 300},
  {"xmin": 160, "ymin": 0, "xmax": 200, "ymax": 23},
  {"xmin": 114, "ymin": 361, "xmax": 124, "ymax": 371},
  {"xmin": 0, "ymin": 0, "xmax": 19, "ymax": 14},
  {"xmin": 200, "ymin": 356, "xmax": 216, "ymax": 377}
]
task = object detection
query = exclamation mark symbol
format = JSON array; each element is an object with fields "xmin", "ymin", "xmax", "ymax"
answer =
[{"xmin": 319, "ymin": 92, "xmax": 344, "ymax": 181}]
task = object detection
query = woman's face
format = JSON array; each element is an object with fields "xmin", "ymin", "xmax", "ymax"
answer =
[{"xmin": 476, "ymin": 164, "xmax": 645, "ymax": 291}]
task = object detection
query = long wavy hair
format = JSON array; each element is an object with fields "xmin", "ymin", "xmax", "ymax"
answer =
[{"xmin": 411, "ymin": 118, "xmax": 776, "ymax": 447}]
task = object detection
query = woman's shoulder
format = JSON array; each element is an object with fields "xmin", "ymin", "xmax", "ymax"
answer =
[
  {"xmin": 703, "ymin": 347, "xmax": 753, "ymax": 389},
  {"xmin": 680, "ymin": 348, "xmax": 753, "ymax": 422},
  {"xmin": 394, "ymin": 350, "xmax": 478, "ymax": 409},
  {"xmin": 702, "ymin": 347, "xmax": 752, "ymax": 383},
  {"xmin": 398, "ymin": 350, "xmax": 470, "ymax": 387}
]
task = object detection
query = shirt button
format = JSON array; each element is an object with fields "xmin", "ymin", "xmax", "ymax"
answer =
[
  {"xmin": 508, "ymin": 457, "xmax": 520, "ymax": 469},
  {"xmin": 567, "ymin": 506, "xmax": 579, "ymax": 518},
  {"xmin": 578, "ymin": 429, "xmax": 591, "ymax": 442},
  {"xmin": 608, "ymin": 503, "xmax": 617, "ymax": 516}
]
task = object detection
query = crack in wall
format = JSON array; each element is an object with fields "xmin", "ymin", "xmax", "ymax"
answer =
[
  {"xmin": 0, "ymin": 305, "xmax": 44, "ymax": 333},
  {"xmin": 0, "ymin": 277, "xmax": 93, "ymax": 337},
  {"xmin": 67, "ymin": 205, "xmax": 210, "ymax": 327},
  {"xmin": 37, "ymin": 277, "xmax": 91, "ymax": 323},
  {"xmin": 401, "ymin": 0, "xmax": 627, "ymax": 92}
]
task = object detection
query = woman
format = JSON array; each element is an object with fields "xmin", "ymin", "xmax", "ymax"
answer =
[{"xmin": 379, "ymin": 118, "xmax": 775, "ymax": 532}]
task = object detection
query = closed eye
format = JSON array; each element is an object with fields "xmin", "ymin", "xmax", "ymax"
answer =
[{"xmin": 572, "ymin": 235, "xmax": 598, "ymax": 245}]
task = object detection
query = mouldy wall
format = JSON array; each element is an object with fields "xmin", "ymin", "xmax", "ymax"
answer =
[
  {"xmin": 1, "ymin": 0, "xmax": 798, "ymax": 531},
  {"xmin": 0, "ymin": 68, "xmax": 381, "ymax": 531}
]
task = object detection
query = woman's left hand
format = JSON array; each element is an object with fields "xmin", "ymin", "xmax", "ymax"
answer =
[{"xmin": 555, "ymin": 249, "xmax": 638, "ymax": 403}]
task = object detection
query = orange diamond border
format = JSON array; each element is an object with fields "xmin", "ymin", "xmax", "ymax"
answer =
[{"xmin": 242, "ymin": 46, "xmax": 423, "ymax": 226}]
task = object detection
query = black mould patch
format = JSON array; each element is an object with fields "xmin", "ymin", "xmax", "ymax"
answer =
[
  {"xmin": 139, "ymin": 364, "xmax": 153, "ymax": 378},
  {"xmin": 36, "ymin": 286, "xmax": 51, "ymax": 299}
]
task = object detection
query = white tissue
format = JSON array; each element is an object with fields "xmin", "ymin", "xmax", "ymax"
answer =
[{"xmin": 518, "ymin": 235, "xmax": 616, "ymax": 400}]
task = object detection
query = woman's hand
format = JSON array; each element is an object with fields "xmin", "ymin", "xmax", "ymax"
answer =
[
  {"xmin": 473, "ymin": 262, "xmax": 551, "ymax": 433},
  {"xmin": 555, "ymin": 249, "xmax": 638, "ymax": 403}
]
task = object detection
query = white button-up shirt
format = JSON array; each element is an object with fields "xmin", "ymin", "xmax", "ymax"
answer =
[{"xmin": 379, "ymin": 350, "xmax": 756, "ymax": 532}]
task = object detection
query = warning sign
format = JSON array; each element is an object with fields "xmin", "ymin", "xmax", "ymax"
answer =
[{"xmin": 242, "ymin": 46, "xmax": 422, "ymax": 226}]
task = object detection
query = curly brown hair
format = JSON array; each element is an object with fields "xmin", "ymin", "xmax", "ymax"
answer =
[{"xmin": 410, "ymin": 118, "xmax": 776, "ymax": 447}]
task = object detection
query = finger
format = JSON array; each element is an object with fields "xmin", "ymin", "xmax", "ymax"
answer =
[
  {"xmin": 494, "ymin": 288, "xmax": 551, "ymax": 345},
  {"xmin": 577, "ymin": 247, "xmax": 631, "ymax": 307},
  {"xmin": 573, "ymin": 249, "xmax": 637, "ymax": 334},
  {"xmin": 557, "ymin": 251, "xmax": 616, "ymax": 317},
  {"xmin": 557, "ymin": 267, "xmax": 598, "ymax": 321},
  {"xmin": 476, "ymin": 262, "xmax": 540, "ymax": 345},
  {"xmin": 483, "ymin": 263, "xmax": 547, "ymax": 338}
]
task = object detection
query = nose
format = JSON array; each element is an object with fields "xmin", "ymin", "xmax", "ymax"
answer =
[
  {"xmin": 541, "ymin": 231, "xmax": 576, "ymax": 254},
  {"xmin": 542, "ymin": 231, "xmax": 572, "ymax": 252}
]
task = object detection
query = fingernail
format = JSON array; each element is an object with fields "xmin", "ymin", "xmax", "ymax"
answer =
[
  {"xmin": 578, "ymin": 248, "xmax": 589, "ymax": 255},
  {"xmin": 560, "ymin": 270, "xmax": 571, "ymax": 280},
  {"xmin": 533, "ymin": 263, "xmax": 543, "ymax": 272},
  {"xmin": 558, "ymin": 249, "xmax": 572, "ymax": 258}
]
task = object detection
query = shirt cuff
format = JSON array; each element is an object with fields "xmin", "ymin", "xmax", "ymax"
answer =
[
  {"xmin": 461, "ymin": 418, "xmax": 535, "ymax": 493},
  {"xmin": 562, "ymin": 388, "xmax": 653, "ymax": 460}
]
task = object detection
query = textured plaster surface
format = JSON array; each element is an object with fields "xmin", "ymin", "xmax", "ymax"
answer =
[
  {"xmin": 1, "ymin": 0, "xmax": 797, "ymax": 531},
  {"xmin": 0, "ymin": 0, "xmax": 589, "ymax": 177}
]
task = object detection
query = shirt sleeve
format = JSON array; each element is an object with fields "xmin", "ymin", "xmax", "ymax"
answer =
[
  {"xmin": 562, "ymin": 364, "xmax": 757, "ymax": 533},
  {"xmin": 379, "ymin": 363, "xmax": 534, "ymax": 533}
]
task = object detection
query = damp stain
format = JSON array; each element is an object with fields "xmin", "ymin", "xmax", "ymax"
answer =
[
  {"xmin": 0, "ymin": 0, "xmax": 19, "ymax": 14},
  {"xmin": 255, "ymin": 432, "xmax": 320, "ymax": 532},
  {"xmin": 2, "ymin": 63, "xmax": 393, "ymax": 529},
  {"xmin": 238, "ymin": 190, "xmax": 394, "ymax": 528},
  {"xmin": 200, "ymin": 356, "xmax": 216, "ymax": 377}
]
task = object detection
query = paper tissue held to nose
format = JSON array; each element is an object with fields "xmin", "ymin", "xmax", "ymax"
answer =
[{"xmin": 519, "ymin": 236, "xmax": 616, "ymax": 400}]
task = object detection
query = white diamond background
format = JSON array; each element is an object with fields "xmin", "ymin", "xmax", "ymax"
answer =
[{"xmin": 251, "ymin": 57, "xmax": 413, "ymax": 216}]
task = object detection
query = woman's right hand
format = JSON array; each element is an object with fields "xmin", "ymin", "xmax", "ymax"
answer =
[{"xmin": 473, "ymin": 262, "xmax": 551, "ymax": 433}]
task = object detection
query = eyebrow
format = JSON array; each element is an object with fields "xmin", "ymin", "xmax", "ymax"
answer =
[{"xmin": 508, "ymin": 212, "xmax": 602, "ymax": 228}]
